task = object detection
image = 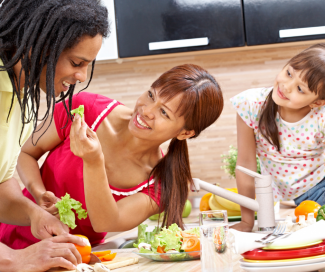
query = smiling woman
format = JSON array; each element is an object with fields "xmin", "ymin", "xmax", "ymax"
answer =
[
  {"xmin": 0, "ymin": 0, "xmax": 109, "ymax": 270},
  {"xmin": 0, "ymin": 0, "xmax": 109, "ymax": 144},
  {"xmin": 0, "ymin": 64, "xmax": 224, "ymax": 249}
]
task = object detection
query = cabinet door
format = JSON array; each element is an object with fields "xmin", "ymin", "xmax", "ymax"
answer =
[
  {"xmin": 244, "ymin": 0, "xmax": 325, "ymax": 45},
  {"xmin": 96, "ymin": 0, "xmax": 118, "ymax": 61},
  {"xmin": 115, "ymin": 0, "xmax": 245, "ymax": 58}
]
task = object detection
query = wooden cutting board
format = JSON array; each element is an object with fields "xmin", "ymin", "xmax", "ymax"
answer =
[{"xmin": 47, "ymin": 257, "xmax": 139, "ymax": 271}]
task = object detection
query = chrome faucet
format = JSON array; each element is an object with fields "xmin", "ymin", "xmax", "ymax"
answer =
[{"xmin": 191, "ymin": 165, "xmax": 275, "ymax": 232}]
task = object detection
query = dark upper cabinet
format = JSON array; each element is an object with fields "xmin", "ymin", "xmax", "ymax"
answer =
[
  {"xmin": 244, "ymin": 0, "xmax": 325, "ymax": 46},
  {"xmin": 114, "ymin": 0, "xmax": 245, "ymax": 58}
]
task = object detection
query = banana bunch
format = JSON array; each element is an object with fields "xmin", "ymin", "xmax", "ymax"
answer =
[{"xmin": 208, "ymin": 188, "xmax": 241, "ymax": 216}]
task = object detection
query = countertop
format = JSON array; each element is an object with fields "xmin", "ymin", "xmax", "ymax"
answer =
[{"xmin": 94, "ymin": 204, "xmax": 306, "ymax": 272}]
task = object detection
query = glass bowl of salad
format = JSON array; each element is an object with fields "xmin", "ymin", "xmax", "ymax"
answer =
[
  {"xmin": 133, "ymin": 223, "xmax": 201, "ymax": 262},
  {"xmin": 135, "ymin": 250, "xmax": 200, "ymax": 262}
]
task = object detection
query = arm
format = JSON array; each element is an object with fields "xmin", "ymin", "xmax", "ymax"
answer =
[
  {"xmin": 231, "ymin": 114, "xmax": 257, "ymax": 232},
  {"xmin": 70, "ymin": 114, "xmax": 159, "ymax": 232},
  {"xmin": 0, "ymin": 234, "xmax": 86, "ymax": 272},
  {"xmin": 17, "ymin": 116, "xmax": 63, "ymax": 210},
  {"xmin": 14, "ymin": 117, "xmax": 73, "ymax": 238}
]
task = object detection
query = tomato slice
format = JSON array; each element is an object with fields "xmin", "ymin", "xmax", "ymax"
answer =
[{"xmin": 181, "ymin": 238, "xmax": 200, "ymax": 252}]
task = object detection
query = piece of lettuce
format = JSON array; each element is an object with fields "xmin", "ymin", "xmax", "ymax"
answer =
[
  {"xmin": 71, "ymin": 105, "xmax": 84, "ymax": 119},
  {"xmin": 138, "ymin": 248, "xmax": 154, "ymax": 254},
  {"xmin": 55, "ymin": 193, "xmax": 87, "ymax": 229},
  {"xmin": 151, "ymin": 223, "xmax": 182, "ymax": 252},
  {"xmin": 133, "ymin": 224, "xmax": 159, "ymax": 249},
  {"xmin": 182, "ymin": 227, "xmax": 200, "ymax": 237}
]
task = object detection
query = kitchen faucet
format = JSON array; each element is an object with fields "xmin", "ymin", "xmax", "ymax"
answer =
[{"xmin": 191, "ymin": 165, "xmax": 275, "ymax": 232}]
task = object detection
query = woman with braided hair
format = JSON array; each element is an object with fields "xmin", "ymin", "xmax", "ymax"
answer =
[{"xmin": 0, "ymin": 0, "xmax": 109, "ymax": 270}]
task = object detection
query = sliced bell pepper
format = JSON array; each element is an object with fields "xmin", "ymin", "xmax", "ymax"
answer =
[
  {"xmin": 99, "ymin": 252, "xmax": 117, "ymax": 262},
  {"xmin": 92, "ymin": 250, "xmax": 111, "ymax": 257}
]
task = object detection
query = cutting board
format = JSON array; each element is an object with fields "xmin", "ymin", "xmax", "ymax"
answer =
[{"xmin": 48, "ymin": 257, "xmax": 139, "ymax": 271}]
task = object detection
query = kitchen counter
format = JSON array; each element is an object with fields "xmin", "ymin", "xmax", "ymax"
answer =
[{"xmin": 93, "ymin": 204, "xmax": 303, "ymax": 272}]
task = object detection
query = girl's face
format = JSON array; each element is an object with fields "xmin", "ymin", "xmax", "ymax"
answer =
[
  {"xmin": 39, "ymin": 34, "xmax": 103, "ymax": 97},
  {"xmin": 129, "ymin": 88, "xmax": 195, "ymax": 143},
  {"xmin": 272, "ymin": 65, "xmax": 321, "ymax": 110}
]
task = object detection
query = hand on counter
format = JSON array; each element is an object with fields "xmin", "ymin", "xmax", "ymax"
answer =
[{"xmin": 230, "ymin": 221, "xmax": 254, "ymax": 232}]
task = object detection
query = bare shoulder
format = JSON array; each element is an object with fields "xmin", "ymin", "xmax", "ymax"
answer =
[{"xmin": 103, "ymin": 104, "xmax": 133, "ymax": 132}]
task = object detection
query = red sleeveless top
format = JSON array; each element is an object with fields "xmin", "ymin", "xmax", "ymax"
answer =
[{"xmin": 0, "ymin": 92, "xmax": 161, "ymax": 249}]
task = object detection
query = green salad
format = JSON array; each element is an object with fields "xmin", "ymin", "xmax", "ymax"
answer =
[{"xmin": 134, "ymin": 223, "xmax": 200, "ymax": 254}]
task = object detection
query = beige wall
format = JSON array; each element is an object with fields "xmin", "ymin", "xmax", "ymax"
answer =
[{"xmin": 14, "ymin": 40, "xmax": 325, "ymax": 196}]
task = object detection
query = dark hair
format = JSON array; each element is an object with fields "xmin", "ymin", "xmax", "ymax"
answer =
[
  {"xmin": 259, "ymin": 43, "xmax": 325, "ymax": 151},
  {"xmin": 0, "ymin": 0, "xmax": 109, "ymax": 144},
  {"xmin": 149, "ymin": 64, "xmax": 224, "ymax": 229}
]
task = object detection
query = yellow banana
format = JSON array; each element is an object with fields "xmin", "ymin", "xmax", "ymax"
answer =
[
  {"xmin": 209, "ymin": 194, "xmax": 241, "ymax": 216},
  {"xmin": 214, "ymin": 188, "xmax": 241, "ymax": 212}
]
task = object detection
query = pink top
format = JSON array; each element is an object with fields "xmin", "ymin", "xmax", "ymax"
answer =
[{"xmin": 0, "ymin": 92, "xmax": 161, "ymax": 249}]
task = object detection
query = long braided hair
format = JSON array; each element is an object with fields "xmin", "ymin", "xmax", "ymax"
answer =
[{"xmin": 0, "ymin": 0, "xmax": 109, "ymax": 144}]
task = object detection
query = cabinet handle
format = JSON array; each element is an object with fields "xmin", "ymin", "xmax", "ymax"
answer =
[
  {"xmin": 279, "ymin": 26, "xmax": 325, "ymax": 38},
  {"xmin": 149, "ymin": 37, "xmax": 209, "ymax": 51}
]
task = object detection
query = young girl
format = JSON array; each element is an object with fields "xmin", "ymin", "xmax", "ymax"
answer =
[
  {"xmin": 231, "ymin": 43, "xmax": 325, "ymax": 232},
  {"xmin": 0, "ymin": 64, "xmax": 224, "ymax": 249}
]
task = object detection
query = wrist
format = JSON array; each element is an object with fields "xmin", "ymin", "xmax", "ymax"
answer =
[
  {"xmin": 29, "ymin": 187, "xmax": 46, "ymax": 205},
  {"xmin": 83, "ymin": 153, "xmax": 105, "ymax": 167}
]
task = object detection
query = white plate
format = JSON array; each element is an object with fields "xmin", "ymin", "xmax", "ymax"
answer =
[
  {"xmin": 240, "ymin": 261, "xmax": 325, "ymax": 272},
  {"xmin": 240, "ymin": 254, "xmax": 325, "ymax": 267}
]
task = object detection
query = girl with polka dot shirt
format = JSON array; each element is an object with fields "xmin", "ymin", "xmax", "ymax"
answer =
[{"xmin": 230, "ymin": 44, "xmax": 325, "ymax": 232}]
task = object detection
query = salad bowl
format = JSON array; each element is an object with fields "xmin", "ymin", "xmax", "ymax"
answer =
[{"xmin": 134, "ymin": 250, "xmax": 200, "ymax": 262}]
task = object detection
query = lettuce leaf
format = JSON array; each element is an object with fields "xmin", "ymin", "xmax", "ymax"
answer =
[
  {"xmin": 138, "ymin": 248, "xmax": 154, "ymax": 254},
  {"xmin": 133, "ymin": 224, "xmax": 159, "ymax": 248},
  {"xmin": 55, "ymin": 193, "xmax": 87, "ymax": 229},
  {"xmin": 71, "ymin": 105, "xmax": 84, "ymax": 119},
  {"xmin": 151, "ymin": 223, "xmax": 182, "ymax": 252},
  {"xmin": 182, "ymin": 227, "xmax": 200, "ymax": 237}
]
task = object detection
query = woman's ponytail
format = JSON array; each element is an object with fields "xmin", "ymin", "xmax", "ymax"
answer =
[
  {"xmin": 148, "ymin": 64, "xmax": 224, "ymax": 228},
  {"xmin": 150, "ymin": 138, "xmax": 191, "ymax": 229}
]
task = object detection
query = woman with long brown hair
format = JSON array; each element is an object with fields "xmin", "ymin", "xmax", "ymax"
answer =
[
  {"xmin": 231, "ymin": 43, "xmax": 325, "ymax": 232},
  {"xmin": 0, "ymin": 64, "xmax": 223, "ymax": 248}
]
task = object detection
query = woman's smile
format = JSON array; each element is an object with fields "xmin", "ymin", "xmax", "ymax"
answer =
[
  {"xmin": 61, "ymin": 80, "xmax": 73, "ymax": 92},
  {"xmin": 133, "ymin": 114, "xmax": 152, "ymax": 129}
]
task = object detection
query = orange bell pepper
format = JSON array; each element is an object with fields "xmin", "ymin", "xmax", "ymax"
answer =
[
  {"xmin": 157, "ymin": 245, "xmax": 166, "ymax": 253},
  {"xmin": 294, "ymin": 200, "xmax": 321, "ymax": 222},
  {"xmin": 99, "ymin": 252, "xmax": 117, "ymax": 262},
  {"xmin": 92, "ymin": 250, "xmax": 111, "ymax": 257}
]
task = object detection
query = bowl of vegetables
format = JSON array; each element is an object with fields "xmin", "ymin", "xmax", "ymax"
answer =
[{"xmin": 133, "ymin": 223, "xmax": 200, "ymax": 262}]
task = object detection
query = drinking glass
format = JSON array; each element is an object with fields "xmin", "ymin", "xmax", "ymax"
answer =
[{"xmin": 199, "ymin": 210, "xmax": 234, "ymax": 272}]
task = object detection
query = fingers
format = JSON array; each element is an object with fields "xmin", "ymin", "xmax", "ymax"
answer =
[
  {"xmin": 50, "ymin": 243, "xmax": 80, "ymax": 266},
  {"xmin": 44, "ymin": 191, "xmax": 59, "ymax": 203},
  {"xmin": 70, "ymin": 113, "xmax": 82, "ymax": 153},
  {"xmin": 35, "ymin": 226, "xmax": 53, "ymax": 240},
  {"xmin": 44, "ymin": 205, "xmax": 59, "ymax": 215},
  {"xmin": 51, "ymin": 233, "xmax": 87, "ymax": 247},
  {"xmin": 49, "ymin": 256, "xmax": 77, "ymax": 270}
]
